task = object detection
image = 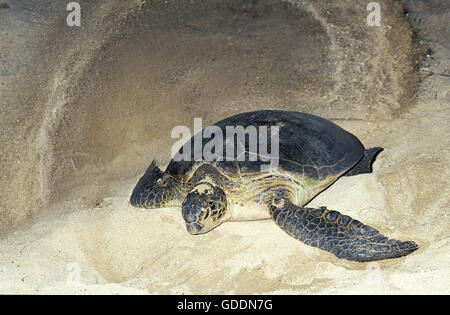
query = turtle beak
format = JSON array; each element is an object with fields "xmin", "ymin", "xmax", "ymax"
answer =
[{"xmin": 186, "ymin": 222, "xmax": 203, "ymax": 234}]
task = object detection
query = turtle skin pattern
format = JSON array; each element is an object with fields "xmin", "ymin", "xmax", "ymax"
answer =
[{"xmin": 269, "ymin": 198, "xmax": 418, "ymax": 262}]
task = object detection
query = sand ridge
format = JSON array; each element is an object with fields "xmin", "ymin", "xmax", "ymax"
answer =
[{"xmin": 0, "ymin": 0, "xmax": 449, "ymax": 294}]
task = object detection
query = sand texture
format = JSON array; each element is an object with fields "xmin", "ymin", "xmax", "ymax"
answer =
[{"xmin": 0, "ymin": 0, "xmax": 448, "ymax": 294}]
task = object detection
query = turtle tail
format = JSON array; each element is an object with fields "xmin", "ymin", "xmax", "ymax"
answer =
[
  {"xmin": 269, "ymin": 198, "xmax": 418, "ymax": 262},
  {"xmin": 344, "ymin": 147, "xmax": 383, "ymax": 177}
]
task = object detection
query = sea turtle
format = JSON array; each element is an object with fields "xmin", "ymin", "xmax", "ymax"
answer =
[{"xmin": 130, "ymin": 110, "xmax": 418, "ymax": 262}]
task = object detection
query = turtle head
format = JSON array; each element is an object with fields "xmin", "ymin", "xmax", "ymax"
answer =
[
  {"xmin": 130, "ymin": 160, "xmax": 179, "ymax": 208},
  {"xmin": 182, "ymin": 180, "xmax": 228, "ymax": 234}
]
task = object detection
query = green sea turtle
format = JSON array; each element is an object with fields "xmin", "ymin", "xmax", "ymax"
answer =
[{"xmin": 130, "ymin": 110, "xmax": 418, "ymax": 262}]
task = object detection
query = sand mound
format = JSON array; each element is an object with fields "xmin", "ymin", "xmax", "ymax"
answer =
[{"xmin": 0, "ymin": 0, "xmax": 448, "ymax": 294}]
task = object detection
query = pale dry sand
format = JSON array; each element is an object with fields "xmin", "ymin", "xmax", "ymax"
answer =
[
  {"xmin": 0, "ymin": 0, "xmax": 449, "ymax": 295},
  {"xmin": 1, "ymin": 100, "xmax": 448, "ymax": 294}
]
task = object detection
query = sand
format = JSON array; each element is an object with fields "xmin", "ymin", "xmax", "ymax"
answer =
[
  {"xmin": 0, "ymin": 0, "xmax": 449, "ymax": 294},
  {"xmin": 1, "ymin": 108, "xmax": 448, "ymax": 294}
]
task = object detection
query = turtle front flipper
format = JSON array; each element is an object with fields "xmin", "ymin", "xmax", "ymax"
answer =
[
  {"xmin": 130, "ymin": 160, "xmax": 181, "ymax": 208},
  {"xmin": 269, "ymin": 198, "xmax": 418, "ymax": 262}
]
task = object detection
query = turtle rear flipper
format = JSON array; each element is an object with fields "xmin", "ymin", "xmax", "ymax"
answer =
[
  {"xmin": 344, "ymin": 147, "xmax": 383, "ymax": 177},
  {"xmin": 269, "ymin": 199, "xmax": 418, "ymax": 262}
]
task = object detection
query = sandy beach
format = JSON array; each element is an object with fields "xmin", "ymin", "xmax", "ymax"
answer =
[{"xmin": 0, "ymin": 0, "xmax": 448, "ymax": 294}]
